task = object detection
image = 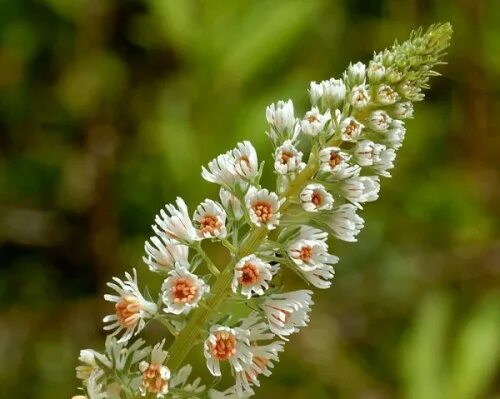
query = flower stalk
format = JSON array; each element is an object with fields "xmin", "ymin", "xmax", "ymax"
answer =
[{"xmin": 73, "ymin": 23, "xmax": 452, "ymax": 399}]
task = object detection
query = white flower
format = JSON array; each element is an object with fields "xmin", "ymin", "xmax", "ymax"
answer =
[
  {"xmin": 300, "ymin": 107, "xmax": 331, "ymax": 136},
  {"xmin": 367, "ymin": 61, "xmax": 385, "ymax": 82},
  {"xmin": 326, "ymin": 204, "xmax": 365, "ymax": 242},
  {"xmin": 235, "ymin": 341, "xmax": 284, "ymax": 395},
  {"xmin": 232, "ymin": 254, "xmax": 275, "ymax": 298},
  {"xmin": 220, "ymin": 188, "xmax": 244, "ymax": 220},
  {"xmin": 139, "ymin": 340, "xmax": 170, "ymax": 398},
  {"xmin": 103, "ymin": 270, "xmax": 157, "ymax": 343},
  {"xmin": 300, "ymin": 183, "xmax": 334, "ymax": 212},
  {"xmin": 322, "ymin": 78, "xmax": 346, "ymax": 107},
  {"xmin": 350, "ymin": 84, "xmax": 370, "ymax": 108},
  {"xmin": 339, "ymin": 116, "xmax": 364, "ymax": 142},
  {"xmin": 367, "ymin": 110, "xmax": 392, "ymax": 132},
  {"xmin": 376, "ymin": 84, "xmax": 399, "ymax": 105},
  {"xmin": 193, "ymin": 199, "xmax": 227, "ymax": 239},
  {"xmin": 392, "ymin": 101, "xmax": 414, "ymax": 119},
  {"xmin": 154, "ymin": 197, "xmax": 199, "ymax": 243},
  {"xmin": 202, "ymin": 152, "xmax": 239, "ymax": 186},
  {"xmin": 308, "ymin": 81, "xmax": 323, "ymax": 106},
  {"xmin": 274, "ymin": 140, "xmax": 304, "ymax": 175},
  {"xmin": 347, "ymin": 61, "xmax": 366, "ymax": 84},
  {"xmin": 299, "ymin": 263, "xmax": 336, "ymax": 289},
  {"xmin": 266, "ymin": 100, "xmax": 299, "ymax": 145},
  {"xmin": 384, "ymin": 119, "xmax": 406, "ymax": 149},
  {"xmin": 245, "ymin": 187, "xmax": 282, "ymax": 230},
  {"xmin": 266, "ymin": 99, "xmax": 295, "ymax": 133},
  {"xmin": 353, "ymin": 140, "xmax": 386, "ymax": 166},
  {"xmin": 204, "ymin": 326, "xmax": 253, "ymax": 377},
  {"xmin": 162, "ymin": 266, "xmax": 208, "ymax": 314},
  {"xmin": 230, "ymin": 141, "xmax": 259, "ymax": 181},
  {"xmin": 143, "ymin": 235, "xmax": 189, "ymax": 274},
  {"xmin": 288, "ymin": 239, "xmax": 338, "ymax": 272},
  {"xmin": 319, "ymin": 146, "xmax": 360, "ymax": 179},
  {"xmin": 260, "ymin": 290, "xmax": 313, "ymax": 338},
  {"xmin": 341, "ymin": 176, "xmax": 380, "ymax": 208},
  {"xmin": 76, "ymin": 349, "xmax": 99, "ymax": 381},
  {"xmin": 373, "ymin": 147, "xmax": 396, "ymax": 177}
]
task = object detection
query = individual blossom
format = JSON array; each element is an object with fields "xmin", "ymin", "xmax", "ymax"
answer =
[
  {"xmin": 162, "ymin": 266, "xmax": 208, "ymax": 314},
  {"xmin": 287, "ymin": 239, "xmax": 338, "ymax": 272},
  {"xmin": 325, "ymin": 204, "xmax": 365, "ymax": 242},
  {"xmin": 300, "ymin": 107, "xmax": 331, "ymax": 136},
  {"xmin": 155, "ymin": 197, "xmax": 199, "ymax": 243},
  {"xmin": 76, "ymin": 349, "xmax": 100, "ymax": 382},
  {"xmin": 376, "ymin": 84, "xmax": 399, "ymax": 105},
  {"xmin": 341, "ymin": 176, "xmax": 380, "ymax": 207},
  {"xmin": 350, "ymin": 84, "xmax": 370, "ymax": 108},
  {"xmin": 384, "ymin": 119, "xmax": 407, "ymax": 149},
  {"xmin": 372, "ymin": 147, "xmax": 396, "ymax": 177},
  {"xmin": 298, "ymin": 262, "xmax": 336, "ymax": 289},
  {"xmin": 322, "ymin": 78, "xmax": 346, "ymax": 108},
  {"xmin": 347, "ymin": 61, "xmax": 366, "ymax": 84},
  {"xmin": 220, "ymin": 188, "xmax": 244, "ymax": 220},
  {"xmin": 339, "ymin": 115, "xmax": 364, "ymax": 142},
  {"xmin": 353, "ymin": 140, "xmax": 386, "ymax": 167},
  {"xmin": 202, "ymin": 152, "xmax": 239, "ymax": 187},
  {"xmin": 266, "ymin": 100, "xmax": 299, "ymax": 145},
  {"xmin": 245, "ymin": 187, "xmax": 282, "ymax": 230},
  {"xmin": 308, "ymin": 81, "xmax": 323, "ymax": 106},
  {"xmin": 139, "ymin": 340, "xmax": 170, "ymax": 398},
  {"xmin": 103, "ymin": 270, "xmax": 158, "ymax": 343},
  {"xmin": 232, "ymin": 254, "xmax": 275, "ymax": 298},
  {"xmin": 367, "ymin": 110, "xmax": 392, "ymax": 132},
  {"xmin": 260, "ymin": 290, "xmax": 313, "ymax": 338},
  {"xmin": 274, "ymin": 140, "xmax": 304, "ymax": 175},
  {"xmin": 367, "ymin": 61, "xmax": 385, "ymax": 82},
  {"xmin": 143, "ymin": 235, "xmax": 189, "ymax": 274},
  {"xmin": 193, "ymin": 199, "xmax": 227, "ymax": 239},
  {"xmin": 319, "ymin": 146, "xmax": 360, "ymax": 179},
  {"xmin": 300, "ymin": 183, "xmax": 334, "ymax": 212},
  {"xmin": 229, "ymin": 141, "xmax": 259, "ymax": 181},
  {"xmin": 392, "ymin": 101, "xmax": 414, "ymax": 119},
  {"xmin": 204, "ymin": 326, "xmax": 253, "ymax": 377}
]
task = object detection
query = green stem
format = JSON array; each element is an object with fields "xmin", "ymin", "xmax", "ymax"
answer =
[
  {"xmin": 166, "ymin": 151, "xmax": 320, "ymax": 371},
  {"xmin": 195, "ymin": 243, "xmax": 220, "ymax": 277}
]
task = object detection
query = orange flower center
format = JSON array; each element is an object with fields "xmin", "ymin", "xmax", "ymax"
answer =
[
  {"xmin": 329, "ymin": 151, "xmax": 343, "ymax": 168},
  {"xmin": 238, "ymin": 262, "xmax": 260, "ymax": 286},
  {"xmin": 141, "ymin": 364, "xmax": 168, "ymax": 394},
  {"xmin": 344, "ymin": 121, "xmax": 358, "ymax": 136},
  {"xmin": 172, "ymin": 277, "xmax": 198, "ymax": 304},
  {"xmin": 210, "ymin": 331, "xmax": 237, "ymax": 361},
  {"xmin": 200, "ymin": 214, "xmax": 222, "ymax": 235},
  {"xmin": 298, "ymin": 246, "xmax": 313, "ymax": 262},
  {"xmin": 311, "ymin": 191, "xmax": 323, "ymax": 206},
  {"xmin": 252, "ymin": 201, "xmax": 273, "ymax": 222},
  {"xmin": 280, "ymin": 151, "xmax": 294, "ymax": 164},
  {"xmin": 244, "ymin": 355, "xmax": 270, "ymax": 381},
  {"xmin": 115, "ymin": 296, "xmax": 141, "ymax": 328},
  {"xmin": 238, "ymin": 155, "xmax": 251, "ymax": 167},
  {"xmin": 306, "ymin": 114, "xmax": 318, "ymax": 123}
]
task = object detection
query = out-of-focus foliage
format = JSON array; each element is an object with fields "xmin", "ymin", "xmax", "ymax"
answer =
[{"xmin": 0, "ymin": 0, "xmax": 499, "ymax": 398}]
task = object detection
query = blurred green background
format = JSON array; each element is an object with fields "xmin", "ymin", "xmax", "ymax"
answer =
[{"xmin": 1, "ymin": 0, "xmax": 499, "ymax": 398}]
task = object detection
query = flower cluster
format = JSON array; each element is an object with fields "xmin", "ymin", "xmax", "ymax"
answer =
[{"xmin": 73, "ymin": 23, "xmax": 451, "ymax": 399}]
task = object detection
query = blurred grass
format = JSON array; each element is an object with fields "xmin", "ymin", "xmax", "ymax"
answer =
[{"xmin": 0, "ymin": 0, "xmax": 499, "ymax": 398}]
